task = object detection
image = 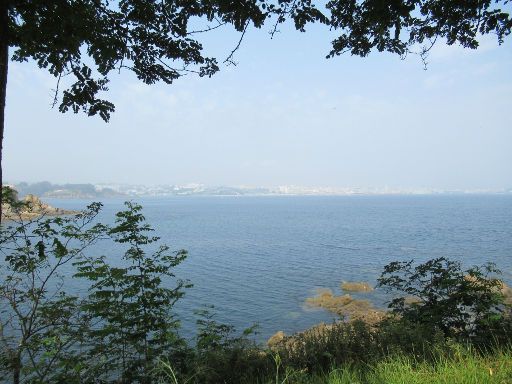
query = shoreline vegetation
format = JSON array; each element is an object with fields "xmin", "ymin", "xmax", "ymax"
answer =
[
  {"xmin": 1, "ymin": 189, "xmax": 512, "ymax": 383},
  {"xmin": 267, "ymin": 279, "xmax": 512, "ymax": 347}
]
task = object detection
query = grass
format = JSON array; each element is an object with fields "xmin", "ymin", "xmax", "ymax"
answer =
[
  {"xmin": 155, "ymin": 344, "xmax": 512, "ymax": 384},
  {"xmin": 323, "ymin": 345, "xmax": 512, "ymax": 384}
]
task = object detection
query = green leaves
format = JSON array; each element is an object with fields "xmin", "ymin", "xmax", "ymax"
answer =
[
  {"xmin": 6, "ymin": 0, "xmax": 511, "ymax": 125},
  {"xmin": 58, "ymin": 65, "xmax": 115, "ymax": 122},
  {"xmin": 1, "ymin": 200, "xmax": 189, "ymax": 382},
  {"xmin": 7, "ymin": 0, "xmax": 271, "ymax": 122},
  {"xmin": 377, "ymin": 257, "xmax": 507, "ymax": 340},
  {"xmin": 327, "ymin": 0, "xmax": 512, "ymax": 59},
  {"xmin": 53, "ymin": 238, "xmax": 68, "ymax": 258},
  {"xmin": 73, "ymin": 201, "xmax": 190, "ymax": 382},
  {"xmin": 0, "ymin": 202, "xmax": 108, "ymax": 383}
]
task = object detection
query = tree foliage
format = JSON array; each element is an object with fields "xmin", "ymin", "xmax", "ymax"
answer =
[
  {"xmin": 377, "ymin": 257, "xmax": 508, "ymax": 339},
  {"xmin": 8, "ymin": 0, "xmax": 269, "ymax": 121},
  {"xmin": 327, "ymin": 0, "xmax": 512, "ymax": 59},
  {"xmin": 5, "ymin": 1, "xmax": 511, "ymax": 122},
  {"xmin": 75, "ymin": 202, "xmax": 190, "ymax": 383},
  {"xmin": 0, "ymin": 201, "xmax": 189, "ymax": 383},
  {"xmin": 0, "ymin": 202, "xmax": 106, "ymax": 383}
]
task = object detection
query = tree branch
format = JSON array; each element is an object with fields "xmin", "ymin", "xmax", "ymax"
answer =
[{"xmin": 224, "ymin": 20, "xmax": 250, "ymax": 66}]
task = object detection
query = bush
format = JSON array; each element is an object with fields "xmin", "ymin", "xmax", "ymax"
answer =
[
  {"xmin": 269, "ymin": 320, "xmax": 378, "ymax": 375},
  {"xmin": 377, "ymin": 257, "xmax": 510, "ymax": 342},
  {"xmin": 188, "ymin": 308, "xmax": 271, "ymax": 384}
]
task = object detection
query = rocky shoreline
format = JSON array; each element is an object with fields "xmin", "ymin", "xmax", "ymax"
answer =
[
  {"xmin": 267, "ymin": 279, "xmax": 512, "ymax": 348},
  {"xmin": 267, "ymin": 281, "xmax": 385, "ymax": 347},
  {"xmin": 1, "ymin": 193, "xmax": 78, "ymax": 221}
]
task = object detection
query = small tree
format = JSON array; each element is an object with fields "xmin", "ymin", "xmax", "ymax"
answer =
[
  {"xmin": 186, "ymin": 307, "xmax": 260, "ymax": 384},
  {"xmin": 0, "ymin": 201, "xmax": 106, "ymax": 384},
  {"xmin": 1, "ymin": 200, "xmax": 190, "ymax": 383},
  {"xmin": 75, "ymin": 202, "xmax": 190, "ymax": 383},
  {"xmin": 377, "ymin": 257, "xmax": 507, "ymax": 340}
]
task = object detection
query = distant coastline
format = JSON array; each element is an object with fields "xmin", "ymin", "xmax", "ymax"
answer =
[{"xmin": 8, "ymin": 181, "xmax": 512, "ymax": 199}]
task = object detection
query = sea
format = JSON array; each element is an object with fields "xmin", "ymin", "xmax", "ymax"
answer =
[{"xmin": 44, "ymin": 195, "xmax": 512, "ymax": 343}]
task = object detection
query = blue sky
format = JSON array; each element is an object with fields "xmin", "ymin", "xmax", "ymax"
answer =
[{"xmin": 4, "ymin": 21, "xmax": 512, "ymax": 190}]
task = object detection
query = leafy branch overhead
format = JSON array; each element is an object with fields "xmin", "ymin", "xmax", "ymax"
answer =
[{"xmin": 6, "ymin": 0, "xmax": 511, "ymax": 122}]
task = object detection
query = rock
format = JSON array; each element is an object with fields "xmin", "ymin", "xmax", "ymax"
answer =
[
  {"xmin": 341, "ymin": 281, "xmax": 374, "ymax": 292},
  {"xmin": 464, "ymin": 274, "xmax": 512, "ymax": 305},
  {"xmin": 404, "ymin": 296, "xmax": 422, "ymax": 306},
  {"xmin": 1, "ymin": 192, "xmax": 78, "ymax": 221},
  {"xmin": 305, "ymin": 288, "xmax": 386, "ymax": 325},
  {"xmin": 500, "ymin": 282, "xmax": 512, "ymax": 305},
  {"xmin": 267, "ymin": 331, "xmax": 286, "ymax": 348}
]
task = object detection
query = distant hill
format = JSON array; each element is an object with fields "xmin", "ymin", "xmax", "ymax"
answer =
[{"xmin": 13, "ymin": 182, "xmax": 126, "ymax": 199}]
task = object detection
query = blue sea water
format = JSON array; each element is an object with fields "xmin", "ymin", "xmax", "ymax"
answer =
[{"xmin": 45, "ymin": 195, "xmax": 512, "ymax": 343}]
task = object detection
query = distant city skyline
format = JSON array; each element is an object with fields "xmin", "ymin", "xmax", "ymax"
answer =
[
  {"xmin": 4, "ymin": 23, "xmax": 512, "ymax": 190},
  {"xmin": 6, "ymin": 179, "xmax": 512, "ymax": 193},
  {"xmin": 8, "ymin": 180, "xmax": 512, "ymax": 199}
]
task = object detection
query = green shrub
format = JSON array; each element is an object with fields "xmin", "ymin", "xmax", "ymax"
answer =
[
  {"xmin": 377, "ymin": 257, "xmax": 510, "ymax": 343},
  {"xmin": 273, "ymin": 320, "xmax": 379, "ymax": 374},
  {"xmin": 188, "ymin": 308, "xmax": 271, "ymax": 384}
]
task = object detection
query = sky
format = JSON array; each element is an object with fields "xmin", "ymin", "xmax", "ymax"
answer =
[{"xmin": 4, "ymin": 19, "xmax": 512, "ymax": 190}]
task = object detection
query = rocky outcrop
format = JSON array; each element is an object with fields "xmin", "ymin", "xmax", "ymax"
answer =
[
  {"xmin": 268, "ymin": 276, "xmax": 512, "ymax": 351},
  {"xmin": 1, "ymin": 194, "xmax": 77, "ymax": 221}
]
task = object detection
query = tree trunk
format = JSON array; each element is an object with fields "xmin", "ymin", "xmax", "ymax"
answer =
[
  {"xmin": 0, "ymin": 0, "xmax": 9, "ymax": 223},
  {"xmin": 12, "ymin": 352, "xmax": 20, "ymax": 384}
]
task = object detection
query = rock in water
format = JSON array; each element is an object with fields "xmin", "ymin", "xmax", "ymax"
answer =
[{"xmin": 341, "ymin": 281, "xmax": 374, "ymax": 292}]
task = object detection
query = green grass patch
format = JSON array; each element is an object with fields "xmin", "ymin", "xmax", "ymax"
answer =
[
  {"xmin": 153, "ymin": 344, "xmax": 512, "ymax": 383},
  {"xmin": 323, "ymin": 345, "xmax": 512, "ymax": 384}
]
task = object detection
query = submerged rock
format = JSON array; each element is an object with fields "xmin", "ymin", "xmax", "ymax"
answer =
[
  {"xmin": 403, "ymin": 296, "xmax": 422, "ymax": 306},
  {"xmin": 305, "ymin": 288, "xmax": 386, "ymax": 325},
  {"xmin": 341, "ymin": 281, "xmax": 374, "ymax": 292}
]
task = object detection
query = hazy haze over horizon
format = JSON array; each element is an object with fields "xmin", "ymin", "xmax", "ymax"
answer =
[{"xmin": 5, "ymin": 22, "xmax": 512, "ymax": 190}]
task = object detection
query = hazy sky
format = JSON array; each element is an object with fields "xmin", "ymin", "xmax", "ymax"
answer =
[{"xmin": 4, "ymin": 21, "xmax": 512, "ymax": 190}]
